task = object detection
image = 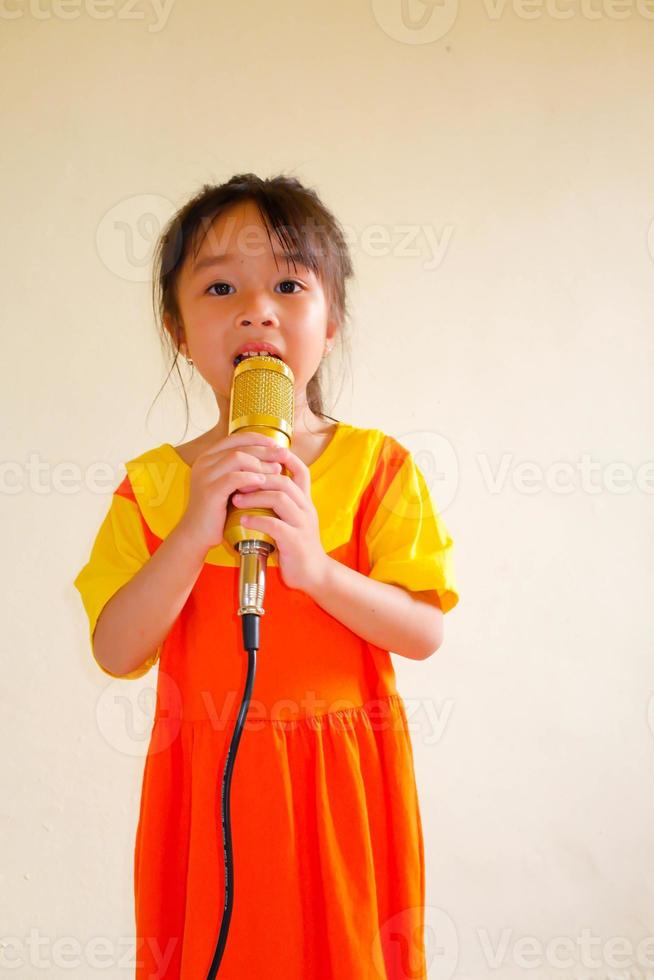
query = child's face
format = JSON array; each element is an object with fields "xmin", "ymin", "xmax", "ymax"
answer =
[{"xmin": 165, "ymin": 199, "xmax": 337, "ymax": 414}]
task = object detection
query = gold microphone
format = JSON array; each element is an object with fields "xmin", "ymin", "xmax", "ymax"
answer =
[{"xmin": 223, "ymin": 354, "xmax": 295, "ymax": 636}]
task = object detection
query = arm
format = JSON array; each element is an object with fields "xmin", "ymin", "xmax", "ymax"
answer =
[
  {"xmin": 306, "ymin": 557, "xmax": 444, "ymax": 661},
  {"xmin": 92, "ymin": 519, "xmax": 208, "ymax": 678}
]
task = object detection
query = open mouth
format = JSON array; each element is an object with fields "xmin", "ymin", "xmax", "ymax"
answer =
[{"xmin": 233, "ymin": 351, "xmax": 284, "ymax": 368}]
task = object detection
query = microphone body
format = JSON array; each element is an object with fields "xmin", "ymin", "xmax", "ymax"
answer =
[{"xmin": 222, "ymin": 353, "xmax": 295, "ymax": 621}]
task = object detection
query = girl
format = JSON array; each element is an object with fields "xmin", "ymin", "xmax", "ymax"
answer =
[{"xmin": 74, "ymin": 173, "xmax": 459, "ymax": 979}]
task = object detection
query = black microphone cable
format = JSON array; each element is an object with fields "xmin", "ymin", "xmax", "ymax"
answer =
[{"xmin": 206, "ymin": 613, "xmax": 261, "ymax": 979}]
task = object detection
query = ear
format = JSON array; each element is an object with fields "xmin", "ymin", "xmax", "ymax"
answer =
[
  {"xmin": 325, "ymin": 316, "xmax": 339, "ymax": 348},
  {"xmin": 164, "ymin": 312, "xmax": 187, "ymax": 358}
]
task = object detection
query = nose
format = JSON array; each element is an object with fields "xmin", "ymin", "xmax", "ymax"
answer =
[
  {"xmin": 237, "ymin": 288, "xmax": 280, "ymax": 329},
  {"xmin": 239, "ymin": 302, "xmax": 279, "ymax": 328},
  {"xmin": 239, "ymin": 316, "xmax": 277, "ymax": 327}
]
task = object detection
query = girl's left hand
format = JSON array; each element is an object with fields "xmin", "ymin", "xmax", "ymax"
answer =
[{"xmin": 230, "ymin": 446, "xmax": 329, "ymax": 594}]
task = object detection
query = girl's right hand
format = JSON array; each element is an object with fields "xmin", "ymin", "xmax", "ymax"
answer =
[{"xmin": 176, "ymin": 431, "xmax": 285, "ymax": 552}]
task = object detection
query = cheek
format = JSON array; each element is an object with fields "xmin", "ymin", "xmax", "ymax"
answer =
[{"xmin": 186, "ymin": 310, "xmax": 227, "ymax": 353}]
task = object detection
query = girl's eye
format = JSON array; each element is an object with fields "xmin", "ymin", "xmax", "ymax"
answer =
[
  {"xmin": 277, "ymin": 280, "xmax": 303, "ymax": 294},
  {"xmin": 206, "ymin": 280, "xmax": 303, "ymax": 297},
  {"xmin": 207, "ymin": 282, "xmax": 232, "ymax": 297}
]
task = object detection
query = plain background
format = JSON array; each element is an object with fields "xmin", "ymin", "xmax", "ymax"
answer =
[{"xmin": 2, "ymin": 1, "xmax": 653, "ymax": 977}]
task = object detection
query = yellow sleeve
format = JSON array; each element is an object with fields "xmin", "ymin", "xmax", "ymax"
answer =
[
  {"xmin": 364, "ymin": 440, "xmax": 459, "ymax": 613},
  {"xmin": 73, "ymin": 485, "xmax": 160, "ymax": 680}
]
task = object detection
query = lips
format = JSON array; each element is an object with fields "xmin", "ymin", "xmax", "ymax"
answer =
[{"xmin": 232, "ymin": 343, "xmax": 284, "ymax": 366}]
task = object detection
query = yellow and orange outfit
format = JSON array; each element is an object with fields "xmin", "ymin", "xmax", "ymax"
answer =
[{"xmin": 74, "ymin": 421, "xmax": 459, "ymax": 979}]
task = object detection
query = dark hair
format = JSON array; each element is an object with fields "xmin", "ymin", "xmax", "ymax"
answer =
[{"xmin": 148, "ymin": 172, "xmax": 354, "ymax": 440}]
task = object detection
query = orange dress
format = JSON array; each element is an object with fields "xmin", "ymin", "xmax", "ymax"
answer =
[{"xmin": 73, "ymin": 421, "xmax": 459, "ymax": 979}]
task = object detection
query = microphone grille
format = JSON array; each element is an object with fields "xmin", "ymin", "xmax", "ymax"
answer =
[{"xmin": 229, "ymin": 356, "xmax": 295, "ymax": 436}]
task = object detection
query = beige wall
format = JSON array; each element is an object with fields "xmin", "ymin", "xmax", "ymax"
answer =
[{"xmin": 2, "ymin": 0, "xmax": 653, "ymax": 976}]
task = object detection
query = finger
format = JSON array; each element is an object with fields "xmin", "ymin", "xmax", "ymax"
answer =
[
  {"xmin": 231, "ymin": 470, "xmax": 275, "ymax": 490},
  {"xmin": 213, "ymin": 447, "xmax": 284, "ymax": 474},
  {"xmin": 203, "ymin": 455, "xmax": 282, "ymax": 482},
  {"xmin": 276, "ymin": 446, "xmax": 311, "ymax": 495},
  {"xmin": 239, "ymin": 512, "xmax": 283, "ymax": 537},
  {"xmin": 238, "ymin": 472, "xmax": 305, "ymax": 507},
  {"xmin": 231, "ymin": 489, "xmax": 301, "ymax": 527},
  {"xmin": 203, "ymin": 430, "xmax": 281, "ymax": 460},
  {"xmin": 232, "ymin": 449, "xmax": 284, "ymax": 472}
]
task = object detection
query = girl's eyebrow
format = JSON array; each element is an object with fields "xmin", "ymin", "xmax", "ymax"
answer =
[{"xmin": 193, "ymin": 251, "xmax": 309, "ymax": 274}]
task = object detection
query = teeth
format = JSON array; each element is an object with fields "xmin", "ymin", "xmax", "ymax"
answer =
[{"xmin": 234, "ymin": 350, "xmax": 282, "ymax": 366}]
